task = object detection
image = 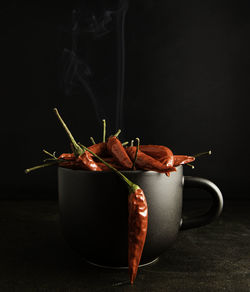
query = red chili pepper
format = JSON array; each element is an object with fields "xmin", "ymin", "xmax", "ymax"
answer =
[
  {"xmin": 173, "ymin": 155, "xmax": 195, "ymax": 167},
  {"xmin": 128, "ymin": 186, "xmax": 148, "ymax": 284},
  {"xmin": 77, "ymin": 151, "xmax": 102, "ymax": 171},
  {"xmin": 81, "ymin": 145, "xmax": 148, "ymax": 285},
  {"xmin": 126, "ymin": 146, "xmax": 176, "ymax": 173},
  {"xmin": 54, "ymin": 108, "xmax": 102, "ymax": 171},
  {"xmin": 140, "ymin": 145, "xmax": 174, "ymax": 168},
  {"xmin": 58, "ymin": 153, "xmax": 84, "ymax": 169},
  {"xmin": 88, "ymin": 142, "xmax": 107, "ymax": 157},
  {"xmin": 58, "ymin": 153, "xmax": 75, "ymax": 160},
  {"xmin": 107, "ymin": 131, "xmax": 133, "ymax": 169},
  {"xmin": 101, "ymin": 157, "xmax": 116, "ymax": 163}
]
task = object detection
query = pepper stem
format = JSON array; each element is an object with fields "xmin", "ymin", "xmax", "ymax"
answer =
[
  {"xmin": 90, "ymin": 137, "xmax": 96, "ymax": 145},
  {"xmin": 102, "ymin": 119, "xmax": 106, "ymax": 142},
  {"xmin": 113, "ymin": 129, "xmax": 121, "ymax": 137},
  {"xmin": 194, "ymin": 150, "xmax": 212, "ymax": 158},
  {"xmin": 53, "ymin": 108, "xmax": 84, "ymax": 157},
  {"xmin": 25, "ymin": 161, "xmax": 58, "ymax": 174},
  {"xmin": 81, "ymin": 145, "xmax": 139, "ymax": 192},
  {"xmin": 132, "ymin": 138, "xmax": 140, "ymax": 170},
  {"xmin": 186, "ymin": 163, "xmax": 195, "ymax": 169},
  {"xmin": 122, "ymin": 141, "xmax": 128, "ymax": 146},
  {"xmin": 130, "ymin": 140, "xmax": 134, "ymax": 147},
  {"xmin": 43, "ymin": 149, "xmax": 58, "ymax": 160}
]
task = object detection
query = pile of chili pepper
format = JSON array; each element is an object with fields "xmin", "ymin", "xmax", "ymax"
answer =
[{"xmin": 25, "ymin": 108, "xmax": 211, "ymax": 285}]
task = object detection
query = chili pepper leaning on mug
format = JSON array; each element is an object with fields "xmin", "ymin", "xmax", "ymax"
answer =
[
  {"xmin": 128, "ymin": 186, "xmax": 148, "ymax": 284},
  {"xmin": 53, "ymin": 108, "xmax": 102, "ymax": 171},
  {"xmin": 79, "ymin": 145, "xmax": 148, "ymax": 285},
  {"xmin": 107, "ymin": 130, "xmax": 133, "ymax": 169}
]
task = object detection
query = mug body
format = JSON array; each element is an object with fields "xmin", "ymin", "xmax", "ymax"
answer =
[{"xmin": 58, "ymin": 166, "xmax": 183, "ymax": 267}]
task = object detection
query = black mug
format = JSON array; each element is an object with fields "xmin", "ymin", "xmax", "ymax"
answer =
[{"xmin": 58, "ymin": 166, "xmax": 223, "ymax": 267}]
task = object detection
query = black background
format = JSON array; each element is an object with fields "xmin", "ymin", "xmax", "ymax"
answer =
[{"xmin": 1, "ymin": 1, "xmax": 250, "ymax": 199}]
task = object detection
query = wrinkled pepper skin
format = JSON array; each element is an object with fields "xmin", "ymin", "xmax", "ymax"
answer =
[
  {"xmin": 107, "ymin": 136, "xmax": 133, "ymax": 169},
  {"xmin": 57, "ymin": 153, "xmax": 86, "ymax": 169},
  {"xmin": 101, "ymin": 157, "xmax": 117, "ymax": 164},
  {"xmin": 128, "ymin": 187, "xmax": 148, "ymax": 284},
  {"xmin": 126, "ymin": 147, "xmax": 176, "ymax": 173},
  {"xmin": 88, "ymin": 142, "xmax": 107, "ymax": 157},
  {"xmin": 58, "ymin": 152, "xmax": 102, "ymax": 171},
  {"xmin": 58, "ymin": 153, "xmax": 75, "ymax": 160},
  {"xmin": 78, "ymin": 151, "xmax": 102, "ymax": 171},
  {"xmin": 173, "ymin": 155, "xmax": 195, "ymax": 166},
  {"xmin": 140, "ymin": 145, "xmax": 174, "ymax": 168}
]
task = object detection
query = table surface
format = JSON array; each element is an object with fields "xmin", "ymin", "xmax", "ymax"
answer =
[{"xmin": 0, "ymin": 200, "xmax": 249, "ymax": 292}]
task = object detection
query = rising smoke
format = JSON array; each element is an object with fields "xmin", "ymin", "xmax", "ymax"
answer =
[{"xmin": 61, "ymin": 0, "xmax": 128, "ymax": 132}]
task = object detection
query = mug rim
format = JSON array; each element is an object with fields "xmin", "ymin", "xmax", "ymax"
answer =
[{"xmin": 58, "ymin": 165, "xmax": 182, "ymax": 175}]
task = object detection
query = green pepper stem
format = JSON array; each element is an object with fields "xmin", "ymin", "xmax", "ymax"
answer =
[
  {"xmin": 25, "ymin": 161, "xmax": 58, "ymax": 174},
  {"xmin": 130, "ymin": 140, "xmax": 134, "ymax": 147},
  {"xmin": 43, "ymin": 149, "xmax": 57, "ymax": 159},
  {"xmin": 102, "ymin": 119, "xmax": 106, "ymax": 142},
  {"xmin": 90, "ymin": 137, "xmax": 96, "ymax": 145},
  {"xmin": 194, "ymin": 150, "xmax": 212, "ymax": 158},
  {"xmin": 53, "ymin": 108, "xmax": 83, "ymax": 156},
  {"xmin": 186, "ymin": 163, "xmax": 195, "ymax": 169},
  {"xmin": 132, "ymin": 138, "xmax": 140, "ymax": 170},
  {"xmin": 81, "ymin": 145, "xmax": 139, "ymax": 192},
  {"xmin": 113, "ymin": 129, "xmax": 121, "ymax": 138},
  {"xmin": 122, "ymin": 141, "xmax": 128, "ymax": 146}
]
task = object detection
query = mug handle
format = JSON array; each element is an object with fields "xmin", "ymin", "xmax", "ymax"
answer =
[{"xmin": 180, "ymin": 176, "xmax": 223, "ymax": 230}]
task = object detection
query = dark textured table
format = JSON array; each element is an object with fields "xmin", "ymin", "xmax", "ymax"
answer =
[{"xmin": 0, "ymin": 200, "xmax": 249, "ymax": 291}]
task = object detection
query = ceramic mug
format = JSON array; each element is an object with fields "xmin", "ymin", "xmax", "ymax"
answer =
[{"xmin": 58, "ymin": 166, "xmax": 223, "ymax": 267}]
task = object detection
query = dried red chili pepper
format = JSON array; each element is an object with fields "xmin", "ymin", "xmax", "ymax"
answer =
[
  {"xmin": 128, "ymin": 186, "xmax": 148, "ymax": 284},
  {"xmin": 173, "ymin": 155, "xmax": 195, "ymax": 167},
  {"xmin": 101, "ymin": 157, "xmax": 117, "ymax": 163},
  {"xmin": 54, "ymin": 108, "xmax": 102, "ymax": 171},
  {"xmin": 76, "ymin": 151, "xmax": 101, "ymax": 171},
  {"xmin": 58, "ymin": 153, "xmax": 75, "ymax": 160},
  {"xmin": 126, "ymin": 146, "xmax": 176, "ymax": 173},
  {"xmin": 80, "ymin": 145, "xmax": 148, "ymax": 285},
  {"xmin": 57, "ymin": 152, "xmax": 87, "ymax": 169},
  {"xmin": 88, "ymin": 142, "xmax": 107, "ymax": 156},
  {"xmin": 45, "ymin": 150, "xmax": 88, "ymax": 170},
  {"xmin": 107, "ymin": 130, "xmax": 133, "ymax": 169},
  {"xmin": 140, "ymin": 145, "xmax": 174, "ymax": 168}
]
